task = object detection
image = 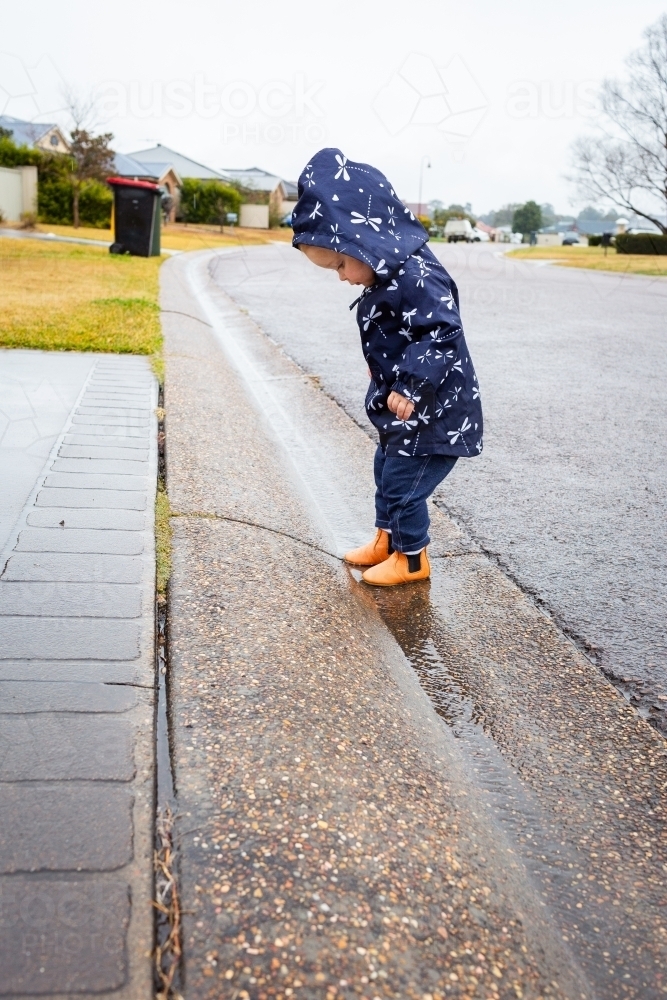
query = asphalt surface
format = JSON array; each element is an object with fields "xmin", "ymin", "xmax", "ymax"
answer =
[
  {"xmin": 0, "ymin": 351, "xmax": 157, "ymax": 998},
  {"xmin": 202, "ymin": 242, "xmax": 667, "ymax": 734},
  {"xmin": 162, "ymin": 250, "xmax": 667, "ymax": 1000}
]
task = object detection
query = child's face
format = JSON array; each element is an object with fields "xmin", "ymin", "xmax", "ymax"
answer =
[{"xmin": 300, "ymin": 246, "xmax": 376, "ymax": 287}]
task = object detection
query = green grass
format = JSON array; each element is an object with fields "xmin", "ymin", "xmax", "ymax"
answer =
[
  {"xmin": 0, "ymin": 237, "xmax": 162, "ymax": 354},
  {"xmin": 155, "ymin": 485, "xmax": 172, "ymax": 598}
]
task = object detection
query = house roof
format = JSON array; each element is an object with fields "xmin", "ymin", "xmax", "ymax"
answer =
[
  {"xmin": 126, "ymin": 144, "xmax": 221, "ymax": 180},
  {"xmin": 283, "ymin": 180, "xmax": 298, "ymax": 199},
  {"xmin": 219, "ymin": 166, "xmax": 283, "ymax": 192},
  {"xmin": 0, "ymin": 114, "xmax": 65, "ymax": 149},
  {"xmin": 113, "ymin": 152, "xmax": 158, "ymax": 179},
  {"xmin": 112, "ymin": 153, "xmax": 182, "ymax": 187}
]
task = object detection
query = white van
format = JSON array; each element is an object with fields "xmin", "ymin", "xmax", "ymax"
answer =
[{"xmin": 444, "ymin": 218, "xmax": 474, "ymax": 243}]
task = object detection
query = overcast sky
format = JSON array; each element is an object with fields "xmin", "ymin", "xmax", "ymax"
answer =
[{"xmin": 2, "ymin": 0, "xmax": 665, "ymax": 214}]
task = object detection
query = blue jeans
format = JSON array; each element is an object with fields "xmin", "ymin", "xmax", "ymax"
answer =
[{"xmin": 374, "ymin": 446, "xmax": 457, "ymax": 553}]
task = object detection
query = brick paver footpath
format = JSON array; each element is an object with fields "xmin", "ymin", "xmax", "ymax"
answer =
[{"xmin": 0, "ymin": 352, "xmax": 157, "ymax": 998}]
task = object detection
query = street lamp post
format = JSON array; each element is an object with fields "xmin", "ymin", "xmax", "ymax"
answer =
[{"xmin": 418, "ymin": 156, "xmax": 431, "ymax": 217}]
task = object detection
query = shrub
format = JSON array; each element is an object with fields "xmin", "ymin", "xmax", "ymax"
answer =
[
  {"xmin": 615, "ymin": 233, "xmax": 667, "ymax": 255},
  {"xmin": 79, "ymin": 180, "xmax": 112, "ymax": 227},
  {"xmin": 179, "ymin": 178, "xmax": 242, "ymax": 225},
  {"xmin": 0, "ymin": 136, "xmax": 41, "ymax": 168},
  {"xmin": 587, "ymin": 234, "xmax": 602, "ymax": 246},
  {"xmin": 37, "ymin": 176, "xmax": 112, "ymax": 227},
  {"xmin": 38, "ymin": 177, "xmax": 74, "ymax": 224},
  {"xmin": 0, "ymin": 135, "xmax": 111, "ymax": 227}
]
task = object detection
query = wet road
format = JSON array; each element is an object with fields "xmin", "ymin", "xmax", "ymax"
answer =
[
  {"xmin": 204, "ymin": 242, "xmax": 667, "ymax": 732},
  {"xmin": 162, "ymin": 251, "xmax": 667, "ymax": 999}
]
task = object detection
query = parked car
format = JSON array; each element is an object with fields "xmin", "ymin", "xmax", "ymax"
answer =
[
  {"xmin": 280, "ymin": 212, "xmax": 293, "ymax": 227},
  {"xmin": 444, "ymin": 218, "xmax": 474, "ymax": 243},
  {"xmin": 471, "ymin": 228, "xmax": 490, "ymax": 242},
  {"xmin": 562, "ymin": 233, "xmax": 580, "ymax": 245},
  {"xmin": 509, "ymin": 232, "xmax": 523, "ymax": 244}
]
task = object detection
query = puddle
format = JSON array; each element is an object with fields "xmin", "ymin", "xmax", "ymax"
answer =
[{"xmin": 370, "ymin": 582, "xmax": 659, "ymax": 999}]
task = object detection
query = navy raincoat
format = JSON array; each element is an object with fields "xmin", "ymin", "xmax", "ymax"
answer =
[{"xmin": 292, "ymin": 148, "xmax": 483, "ymax": 459}]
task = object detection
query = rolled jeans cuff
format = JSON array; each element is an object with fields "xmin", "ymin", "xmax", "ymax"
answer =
[{"xmin": 392, "ymin": 531, "xmax": 430, "ymax": 554}]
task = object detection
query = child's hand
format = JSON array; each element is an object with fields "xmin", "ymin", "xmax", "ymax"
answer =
[{"xmin": 387, "ymin": 391, "xmax": 415, "ymax": 420}]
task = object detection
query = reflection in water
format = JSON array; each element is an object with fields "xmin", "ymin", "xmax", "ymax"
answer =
[
  {"xmin": 361, "ymin": 576, "xmax": 652, "ymax": 1000},
  {"xmin": 372, "ymin": 581, "xmax": 483, "ymax": 733}
]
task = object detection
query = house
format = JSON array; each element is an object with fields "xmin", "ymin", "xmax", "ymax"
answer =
[
  {"xmin": 123, "ymin": 144, "xmax": 226, "ymax": 222},
  {"xmin": 0, "ymin": 115, "xmax": 69, "ymax": 154},
  {"xmin": 219, "ymin": 166, "xmax": 298, "ymax": 220},
  {"xmin": 125, "ymin": 143, "xmax": 222, "ymax": 181},
  {"xmin": 118, "ymin": 147, "xmax": 300, "ymax": 228},
  {"xmin": 112, "ymin": 152, "xmax": 182, "ymax": 221}
]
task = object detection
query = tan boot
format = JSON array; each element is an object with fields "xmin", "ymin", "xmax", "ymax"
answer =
[
  {"xmin": 344, "ymin": 528, "xmax": 392, "ymax": 567},
  {"xmin": 362, "ymin": 548, "xmax": 430, "ymax": 587}
]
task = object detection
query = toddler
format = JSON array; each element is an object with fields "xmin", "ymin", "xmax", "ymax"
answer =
[{"xmin": 293, "ymin": 148, "xmax": 482, "ymax": 586}]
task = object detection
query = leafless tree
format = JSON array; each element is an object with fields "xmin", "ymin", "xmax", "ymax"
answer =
[
  {"xmin": 61, "ymin": 85, "xmax": 115, "ymax": 228},
  {"xmin": 569, "ymin": 14, "xmax": 667, "ymax": 234}
]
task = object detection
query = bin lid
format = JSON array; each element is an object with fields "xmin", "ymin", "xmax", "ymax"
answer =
[{"xmin": 107, "ymin": 176, "xmax": 161, "ymax": 192}]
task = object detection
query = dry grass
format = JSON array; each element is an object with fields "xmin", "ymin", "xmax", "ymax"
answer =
[
  {"xmin": 153, "ymin": 806, "xmax": 183, "ymax": 1000},
  {"xmin": 0, "ymin": 237, "xmax": 162, "ymax": 353},
  {"xmin": 161, "ymin": 222, "xmax": 292, "ymax": 252},
  {"xmin": 507, "ymin": 244, "xmax": 667, "ymax": 277},
  {"xmin": 19, "ymin": 221, "xmax": 292, "ymax": 252}
]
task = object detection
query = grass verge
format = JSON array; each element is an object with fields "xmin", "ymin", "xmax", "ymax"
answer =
[
  {"xmin": 0, "ymin": 238, "xmax": 162, "ymax": 353},
  {"xmin": 155, "ymin": 484, "xmax": 172, "ymax": 599},
  {"xmin": 7, "ymin": 221, "xmax": 292, "ymax": 252},
  {"xmin": 507, "ymin": 245, "xmax": 667, "ymax": 277}
]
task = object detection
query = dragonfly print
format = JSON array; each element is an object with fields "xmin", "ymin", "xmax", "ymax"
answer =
[
  {"xmin": 391, "ymin": 416, "xmax": 418, "ymax": 430},
  {"xmin": 447, "ymin": 416, "xmax": 472, "ymax": 446},
  {"xmin": 335, "ymin": 154, "xmax": 350, "ymax": 181},
  {"xmin": 330, "ymin": 223, "xmax": 340, "ymax": 244},
  {"xmin": 362, "ymin": 304, "xmax": 383, "ymax": 332},
  {"xmin": 351, "ymin": 195, "xmax": 382, "ymax": 232},
  {"xmin": 413, "ymin": 255, "xmax": 432, "ymax": 287}
]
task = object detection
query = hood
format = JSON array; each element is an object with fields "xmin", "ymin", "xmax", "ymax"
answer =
[{"xmin": 291, "ymin": 147, "xmax": 428, "ymax": 277}]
